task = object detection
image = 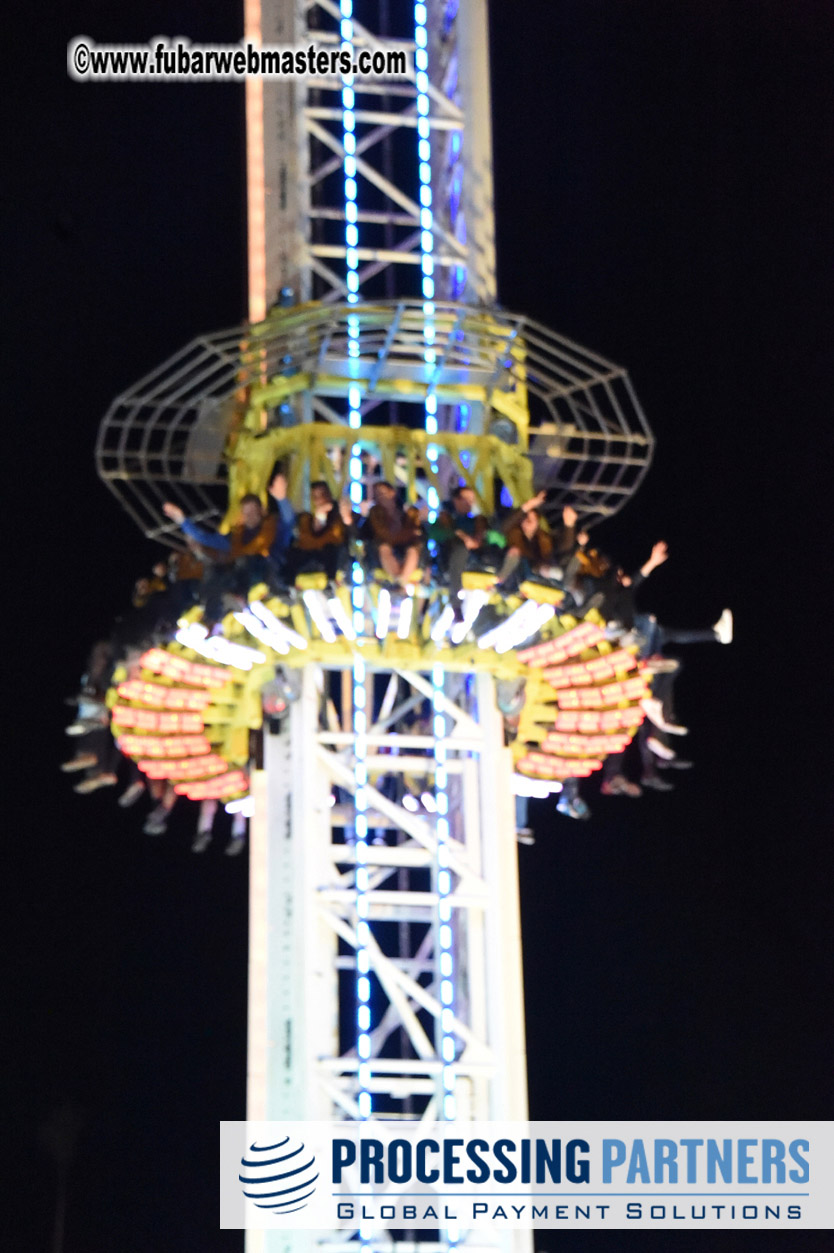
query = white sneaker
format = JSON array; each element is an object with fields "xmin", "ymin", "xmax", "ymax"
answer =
[
  {"xmin": 61, "ymin": 752, "xmax": 99, "ymax": 773},
  {"xmin": 641, "ymin": 697, "xmax": 688, "ymax": 736},
  {"xmin": 73, "ymin": 772, "xmax": 118, "ymax": 794},
  {"xmin": 144, "ymin": 807, "xmax": 169, "ymax": 836},
  {"xmin": 646, "ymin": 736, "xmax": 676, "ymax": 761},
  {"xmin": 118, "ymin": 781, "xmax": 146, "ymax": 808},
  {"xmin": 714, "ymin": 608, "xmax": 733, "ymax": 644}
]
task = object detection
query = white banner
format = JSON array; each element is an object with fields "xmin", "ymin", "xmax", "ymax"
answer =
[{"xmin": 219, "ymin": 1120, "xmax": 833, "ymax": 1230}]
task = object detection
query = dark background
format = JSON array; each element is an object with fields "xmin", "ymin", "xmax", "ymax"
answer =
[{"xmin": 4, "ymin": 1, "xmax": 831, "ymax": 1249}]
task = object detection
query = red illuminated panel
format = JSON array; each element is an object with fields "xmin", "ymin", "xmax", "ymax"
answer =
[
  {"xmin": 117, "ymin": 734, "xmax": 212, "ymax": 758},
  {"xmin": 543, "ymin": 665, "xmax": 594, "ymax": 690},
  {"xmin": 517, "ymin": 622, "xmax": 605, "ymax": 667},
  {"xmin": 585, "ymin": 648, "xmax": 640, "ymax": 676},
  {"xmin": 138, "ymin": 754, "xmax": 229, "ymax": 781},
  {"xmin": 116, "ymin": 679, "xmax": 213, "ymax": 711},
  {"xmin": 174, "ymin": 771, "xmax": 249, "ymax": 800},
  {"xmin": 544, "ymin": 648, "xmax": 639, "ymax": 688},
  {"xmin": 111, "ymin": 706, "xmax": 205, "ymax": 734},
  {"xmin": 139, "ymin": 648, "xmax": 230, "ymax": 689},
  {"xmin": 599, "ymin": 708, "xmax": 644, "ymax": 732},
  {"xmin": 557, "ymin": 675, "xmax": 649, "ymax": 710},
  {"xmin": 555, "ymin": 708, "xmax": 644, "ymax": 733},
  {"xmin": 517, "ymin": 752, "xmax": 602, "ymax": 779},
  {"xmin": 542, "ymin": 731, "xmax": 634, "ymax": 757}
]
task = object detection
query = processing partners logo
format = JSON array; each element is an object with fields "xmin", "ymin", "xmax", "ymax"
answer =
[
  {"xmin": 221, "ymin": 1121, "xmax": 833, "ymax": 1230},
  {"xmin": 238, "ymin": 1133, "xmax": 319, "ymax": 1217}
]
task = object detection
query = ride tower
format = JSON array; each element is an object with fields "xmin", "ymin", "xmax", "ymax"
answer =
[{"xmin": 95, "ymin": 4, "xmax": 654, "ymax": 1251}]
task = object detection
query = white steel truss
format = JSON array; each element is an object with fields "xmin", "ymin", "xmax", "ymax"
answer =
[
  {"xmin": 245, "ymin": 0, "xmax": 495, "ymax": 318},
  {"xmin": 246, "ymin": 665, "xmax": 530, "ymax": 1253}
]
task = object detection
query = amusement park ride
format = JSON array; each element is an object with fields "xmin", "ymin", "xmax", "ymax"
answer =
[{"xmin": 91, "ymin": 3, "xmax": 655, "ymax": 1250}]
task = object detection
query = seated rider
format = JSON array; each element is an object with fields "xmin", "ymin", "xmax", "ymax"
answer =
[
  {"xmin": 363, "ymin": 481, "xmax": 425, "ymax": 587},
  {"xmin": 287, "ymin": 480, "xmax": 349, "ymax": 581},
  {"xmin": 427, "ymin": 484, "xmax": 491, "ymax": 611},
  {"xmin": 162, "ymin": 479, "xmax": 294, "ymax": 613},
  {"xmin": 496, "ymin": 490, "xmax": 556, "ymax": 590}
]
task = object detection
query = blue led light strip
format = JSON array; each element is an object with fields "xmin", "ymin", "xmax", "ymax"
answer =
[
  {"xmin": 431, "ymin": 665, "xmax": 455, "ymax": 1119},
  {"xmin": 414, "ymin": 2, "xmax": 440, "ymax": 523},
  {"xmin": 415, "ymin": 4, "xmax": 458, "ymax": 1171},
  {"xmin": 340, "ymin": 0, "xmax": 371, "ymax": 1126}
]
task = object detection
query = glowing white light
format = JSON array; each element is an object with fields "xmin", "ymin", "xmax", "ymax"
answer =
[
  {"xmin": 301, "ymin": 590, "xmax": 337, "ymax": 643},
  {"xmin": 396, "ymin": 594, "xmax": 414, "ymax": 639},
  {"xmin": 512, "ymin": 773, "xmax": 564, "ymax": 798},
  {"xmin": 402, "ymin": 793, "xmax": 419, "ymax": 813},
  {"xmin": 494, "ymin": 601, "xmax": 556, "ymax": 653},
  {"xmin": 175, "ymin": 623, "xmax": 265, "ymax": 670},
  {"xmin": 327, "ymin": 597, "xmax": 356, "ymax": 641},
  {"xmin": 375, "ymin": 587, "xmax": 392, "ymax": 639},
  {"xmin": 430, "ymin": 604, "xmax": 455, "ymax": 642},
  {"xmin": 420, "ymin": 790, "xmax": 437, "ymax": 813},
  {"xmin": 249, "ymin": 600, "xmax": 308, "ymax": 649},
  {"xmin": 477, "ymin": 600, "xmax": 539, "ymax": 651},
  {"xmin": 224, "ymin": 795, "xmax": 255, "ymax": 816},
  {"xmin": 450, "ymin": 589, "xmax": 488, "ymax": 644}
]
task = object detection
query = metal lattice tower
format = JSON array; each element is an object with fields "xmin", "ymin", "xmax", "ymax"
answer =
[{"xmin": 96, "ymin": 5, "xmax": 655, "ymax": 1252}]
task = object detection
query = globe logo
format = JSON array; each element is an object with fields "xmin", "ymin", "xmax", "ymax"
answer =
[{"xmin": 239, "ymin": 1135, "xmax": 319, "ymax": 1215}]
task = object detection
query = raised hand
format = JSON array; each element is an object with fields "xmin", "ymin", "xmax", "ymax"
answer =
[
  {"xmin": 338, "ymin": 496, "xmax": 354, "ymax": 525},
  {"xmin": 523, "ymin": 490, "xmax": 547, "ymax": 512},
  {"xmin": 162, "ymin": 502, "xmax": 185, "ymax": 525}
]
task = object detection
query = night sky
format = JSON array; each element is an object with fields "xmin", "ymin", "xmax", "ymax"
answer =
[{"xmin": 6, "ymin": 2, "xmax": 832, "ymax": 1250}]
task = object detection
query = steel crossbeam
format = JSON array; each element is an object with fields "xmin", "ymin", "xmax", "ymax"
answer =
[
  {"xmin": 246, "ymin": 664, "xmax": 530, "ymax": 1253},
  {"xmin": 244, "ymin": 0, "xmax": 491, "ymax": 316}
]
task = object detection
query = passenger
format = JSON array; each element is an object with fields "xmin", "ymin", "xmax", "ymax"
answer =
[
  {"xmin": 555, "ymin": 776, "xmax": 590, "ymax": 821},
  {"xmin": 192, "ymin": 799, "xmax": 247, "ymax": 855},
  {"xmin": 549, "ymin": 503, "xmax": 583, "ymax": 568},
  {"xmin": 287, "ymin": 480, "xmax": 348, "ymax": 581},
  {"xmin": 164, "ymin": 542, "xmax": 205, "ymax": 616},
  {"xmin": 162, "ymin": 486, "xmax": 294, "ymax": 613},
  {"xmin": 598, "ymin": 541, "xmax": 670, "ymax": 630},
  {"xmin": 636, "ymin": 722, "xmax": 679, "ymax": 791},
  {"xmin": 428, "ymin": 485, "xmax": 490, "ymax": 611},
  {"xmin": 599, "ymin": 748, "xmax": 643, "ymax": 798},
  {"xmin": 143, "ymin": 782, "xmax": 177, "ymax": 836},
  {"xmin": 496, "ymin": 490, "xmax": 553, "ymax": 590},
  {"xmin": 363, "ymin": 481, "xmax": 425, "ymax": 586}
]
